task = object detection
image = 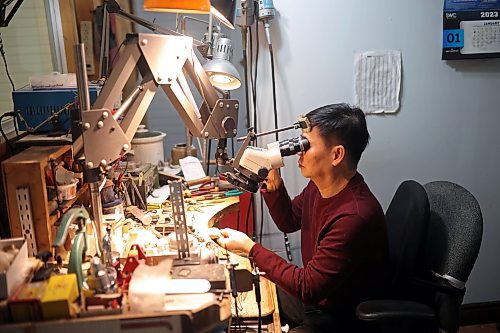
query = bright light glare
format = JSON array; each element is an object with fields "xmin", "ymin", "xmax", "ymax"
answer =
[{"xmin": 210, "ymin": 74, "xmax": 232, "ymax": 84}]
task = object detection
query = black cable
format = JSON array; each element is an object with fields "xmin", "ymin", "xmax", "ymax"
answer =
[
  {"xmin": 106, "ymin": 39, "xmax": 126, "ymax": 79},
  {"xmin": 270, "ymin": 44, "xmax": 279, "ymax": 142},
  {"xmin": 253, "ymin": 21, "xmax": 259, "ymax": 134},
  {"xmin": 254, "ymin": 273, "xmax": 262, "ymax": 333},
  {"xmin": 269, "ymin": 42, "xmax": 294, "ymax": 262},
  {"xmin": 231, "ymin": 137, "xmax": 241, "ymax": 231},
  {"xmin": 13, "ymin": 113, "xmax": 18, "ymax": 139},
  {"xmin": 248, "ymin": 26, "xmax": 255, "ymax": 126},
  {"xmin": 206, "ymin": 139, "xmax": 211, "ymax": 175},
  {"xmin": 242, "ymin": 27, "xmax": 251, "ymax": 131},
  {"xmin": 259, "ymin": 192, "xmax": 264, "ymax": 242},
  {"xmin": 0, "ymin": 32, "xmax": 15, "ymax": 91},
  {"xmin": 245, "ymin": 190, "xmax": 253, "ymax": 235},
  {"xmin": 248, "ymin": 192, "xmax": 255, "ymax": 240},
  {"xmin": 225, "ymin": 245, "xmax": 243, "ymax": 333},
  {"xmin": 249, "ymin": 19, "xmax": 260, "ymax": 244}
]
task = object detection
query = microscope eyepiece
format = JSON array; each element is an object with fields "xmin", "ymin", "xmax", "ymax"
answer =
[{"xmin": 279, "ymin": 136, "xmax": 310, "ymax": 157}]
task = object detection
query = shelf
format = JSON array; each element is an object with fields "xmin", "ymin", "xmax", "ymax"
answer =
[{"xmin": 49, "ymin": 185, "xmax": 89, "ymax": 225}]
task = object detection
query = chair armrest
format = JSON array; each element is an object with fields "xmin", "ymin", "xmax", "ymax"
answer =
[{"xmin": 356, "ymin": 300, "xmax": 435, "ymax": 323}]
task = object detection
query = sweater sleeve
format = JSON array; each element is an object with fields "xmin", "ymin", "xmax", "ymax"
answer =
[
  {"xmin": 249, "ymin": 214, "xmax": 368, "ymax": 304},
  {"xmin": 261, "ymin": 182, "xmax": 304, "ymax": 233}
]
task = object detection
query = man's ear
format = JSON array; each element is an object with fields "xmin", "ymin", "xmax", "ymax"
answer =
[{"xmin": 331, "ymin": 145, "xmax": 346, "ymax": 167}]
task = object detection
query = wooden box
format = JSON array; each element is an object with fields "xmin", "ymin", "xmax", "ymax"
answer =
[{"xmin": 2, "ymin": 146, "xmax": 74, "ymax": 255}]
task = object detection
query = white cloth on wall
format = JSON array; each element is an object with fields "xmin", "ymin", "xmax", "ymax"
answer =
[{"xmin": 354, "ymin": 50, "xmax": 402, "ymax": 114}]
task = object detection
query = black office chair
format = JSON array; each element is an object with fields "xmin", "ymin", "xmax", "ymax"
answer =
[
  {"xmin": 422, "ymin": 181, "xmax": 483, "ymax": 332},
  {"xmin": 356, "ymin": 181, "xmax": 483, "ymax": 333}
]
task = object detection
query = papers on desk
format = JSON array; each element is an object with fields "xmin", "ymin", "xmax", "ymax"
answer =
[
  {"xmin": 147, "ymin": 185, "xmax": 170, "ymax": 206},
  {"xmin": 179, "ymin": 156, "xmax": 206, "ymax": 182}
]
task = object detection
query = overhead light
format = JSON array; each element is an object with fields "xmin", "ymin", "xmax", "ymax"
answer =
[
  {"xmin": 203, "ymin": 37, "xmax": 241, "ymax": 90},
  {"xmin": 143, "ymin": 0, "xmax": 211, "ymax": 14},
  {"xmin": 210, "ymin": 0, "xmax": 237, "ymax": 29},
  {"xmin": 144, "ymin": 0, "xmax": 237, "ymax": 30}
]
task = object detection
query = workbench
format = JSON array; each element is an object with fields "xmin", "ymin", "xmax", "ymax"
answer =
[{"xmin": 0, "ymin": 189, "xmax": 280, "ymax": 333}]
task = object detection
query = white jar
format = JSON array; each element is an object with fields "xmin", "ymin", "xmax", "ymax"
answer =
[{"xmin": 130, "ymin": 125, "xmax": 166, "ymax": 165}]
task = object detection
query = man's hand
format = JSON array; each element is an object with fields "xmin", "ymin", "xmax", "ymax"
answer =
[
  {"xmin": 217, "ymin": 228, "xmax": 255, "ymax": 256},
  {"xmin": 262, "ymin": 169, "xmax": 282, "ymax": 192}
]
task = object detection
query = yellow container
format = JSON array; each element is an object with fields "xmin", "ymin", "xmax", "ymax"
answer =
[{"xmin": 41, "ymin": 274, "xmax": 78, "ymax": 320}]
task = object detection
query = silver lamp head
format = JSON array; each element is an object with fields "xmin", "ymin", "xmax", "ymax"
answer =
[{"xmin": 203, "ymin": 37, "xmax": 241, "ymax": 90}]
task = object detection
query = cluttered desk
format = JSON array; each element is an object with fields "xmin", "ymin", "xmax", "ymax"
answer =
[
  {"xmin": 0, "ymin": 1, "xmax": 316, "ymax": 332},
  {"xmin": 1, "ymin": 153, "xmax": 280, "ymax": 332}
]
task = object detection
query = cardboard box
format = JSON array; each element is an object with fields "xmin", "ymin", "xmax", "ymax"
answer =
[
  {"xmin": 0, "ymin": 238, "xmax": 28, "ymax": 300},
  {"xmin": 41, "ymin": 273, "xmax": 78, "ymax": 320}
]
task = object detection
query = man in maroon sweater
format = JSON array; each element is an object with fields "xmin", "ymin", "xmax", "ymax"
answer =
[{"xmin": 218, "ymin": 103, "xmax": 388, "ymax": 332}]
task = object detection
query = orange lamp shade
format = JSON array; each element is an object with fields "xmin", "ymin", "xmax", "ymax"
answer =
[{"xmin": 144, "ymin": 0, "xmax": 211, "ymax": 14}]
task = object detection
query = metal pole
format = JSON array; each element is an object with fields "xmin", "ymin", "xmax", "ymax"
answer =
[
  {"xmin": 89, "ymin": 181, "xmax": 103, "ymax": 254},
  {"xmin": 74, "ymin": 43, "xmax": 103, "ymax": 253},
  {"xmin": 74, "ymin": 44, "xmax": 91, "ymax": 111}
]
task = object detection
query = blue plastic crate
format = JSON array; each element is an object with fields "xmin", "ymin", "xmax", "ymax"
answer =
[{"xmin": 12, "ymin": 86, "xmax": 100, "ymax": 133}]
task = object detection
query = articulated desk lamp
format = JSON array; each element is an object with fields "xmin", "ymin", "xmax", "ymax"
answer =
[
  {"xmin": 143, "ymin": 0, "xmax": 242, "ymax": 162},
  {"xmin": 72, "ymin": 0, "xmax": 241, "ymax": 252},
  {"xmin": 140, "ymin": 0, "xmax": 241, "ymax": 91}
]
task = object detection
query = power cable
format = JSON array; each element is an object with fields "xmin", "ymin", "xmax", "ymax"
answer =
[{"xmin": 0, "ymin": 32, "xmax": 15, "ymax": 91}]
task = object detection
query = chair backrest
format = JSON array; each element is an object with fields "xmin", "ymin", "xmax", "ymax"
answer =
[
  {"xmin": 424, "ymin": 181, "xmax": 483, "ymax": 333},
  {"xmin": 385, "ymin": 180, "xmax": 430, "ymax": 298}
]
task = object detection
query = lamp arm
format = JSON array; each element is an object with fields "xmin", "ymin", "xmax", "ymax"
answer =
[
  {"xmin": 74, "ymin": 33, "xmax": 239, "ymax": 170},
  {"xmin": 105, "ymin": 0, "xmax": 204, "ymax": 47}
]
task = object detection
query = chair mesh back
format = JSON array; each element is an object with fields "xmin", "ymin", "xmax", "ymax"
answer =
[
  {"xmin": 424, "ymin": 181, "xmax": 483, "ymax": 283},
  {"xmin": 385, "ymin": 180, "xmax": 430, "ymax": 296},
  {"xmin": 424, "ymin": 181, "xmax": 483, "ymax": 333}
]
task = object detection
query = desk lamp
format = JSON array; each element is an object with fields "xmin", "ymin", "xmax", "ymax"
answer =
[
  {"xmin": 143, "ymin": 0, "xmax": 240, "ymax": 90},
  {"xmin": 203, "ymin": 37, "xmax": 241, "ymax": 90}
]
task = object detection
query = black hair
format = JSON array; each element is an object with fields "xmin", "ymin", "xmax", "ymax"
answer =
[{"xmin": 306, "ymin": 103, "xmax": 370, "ymax": 168}]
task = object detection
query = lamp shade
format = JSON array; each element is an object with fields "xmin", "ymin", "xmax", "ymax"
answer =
[
  {"xmin": 210, "ymin": 0, "xmax": 237, "ymax": 29},
  {"xmin": 144, "ymin": 0, "xmax": 211, "ymax": 14},
  {"xmin": 203, "ymin": 37, "xmax": 241, "ymax": 90}
]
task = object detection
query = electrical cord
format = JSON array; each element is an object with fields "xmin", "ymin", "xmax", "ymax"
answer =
[
  {"xmin": 13, "ymin": 113, "xmax": 18, "ymax": 139},
  {"xmin": 260, "ymin": 192, "xmax": 264, "ymax": 242},
  {"xmin": 252, "ymin": 21, "xmax": 259, "ymax": 135},
  {"xmin": 106, "ymin": 39, "xmax": 126, "ymax": 79},
  {"xmin": 269, "ymin": 40, "xmax": 293, "ymax": 262},
  {"xmin": 252, "ymin": 264, "xmax": 263, "ymax": 333},
  {"xmin": 249, "ymin": 19, "xmax": 261, "ymax": 243},
  {"xmin": 0, "ymin": 32, "xmax": 15, "ymax": 91},
  {"xmin": 225, "ymin": 245, "xmax": 243, "ymax": 333},
  {"xmin": 242, "ymin": 26, "xmax": 252, "ymax": 131}
]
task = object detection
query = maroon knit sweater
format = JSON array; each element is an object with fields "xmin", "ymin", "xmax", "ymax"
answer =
[{"xmin": 250, "ymin": 173, "xmax": 388, "ymax": 316}]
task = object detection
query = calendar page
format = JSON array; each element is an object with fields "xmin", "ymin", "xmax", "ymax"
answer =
[{"xmin": 443, "ymin": 0, "xmax": 500, "ymax": 59}]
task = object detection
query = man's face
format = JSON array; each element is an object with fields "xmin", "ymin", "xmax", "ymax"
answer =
[{"xmin": 298, "ymin": 127, "xmax": 335, "ymax": 180}]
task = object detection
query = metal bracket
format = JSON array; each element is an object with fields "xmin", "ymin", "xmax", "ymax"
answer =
[
  {"xmin": 202, "ymin": 99, "xmax": 239, "ymax": 139},
  {"xmin": 15, "ymin": 187, "xmax": 37, "ymax": 257},
  {"xmin": 168, "ymin": 181, "xmax": 190, "ymax": 259}
]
